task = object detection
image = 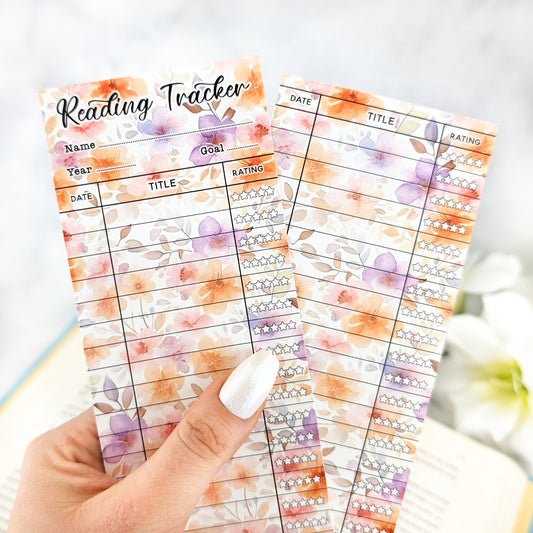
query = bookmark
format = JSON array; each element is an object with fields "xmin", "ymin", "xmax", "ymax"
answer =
[
  {"xmin": 271, "ymin": 76, "xmax": 496, "ymax": 533},
  {"xmin": 39, "ymin": 58, "xmax": 332, "ymax": 532}
]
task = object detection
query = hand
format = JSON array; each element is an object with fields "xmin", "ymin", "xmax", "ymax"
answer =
[{"xmin": 8, "ymin": 350, "xmax": 279, "ymax": 533}]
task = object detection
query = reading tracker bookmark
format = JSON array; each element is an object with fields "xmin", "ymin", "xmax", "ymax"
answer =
[
  {"xmin": 38, "ymin": 58, "xmax": 332, "ymax": 532},
  {"xmin": 271, "ymin": 76, "xmax": 496, "ymax": 533}
]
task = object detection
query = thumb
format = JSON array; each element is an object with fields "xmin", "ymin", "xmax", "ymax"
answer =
[{"xmin": 87, "ymin": 349, "xmax": 279, "ymax": 533}]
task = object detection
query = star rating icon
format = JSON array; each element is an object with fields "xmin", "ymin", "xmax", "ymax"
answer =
[
  {"xmin": 390, "ymin": 349, "xmax": 435, "ymax": 368},
  {"xmin": 429, "ymin": 195, "xmax": 472, "ymax": 213}
]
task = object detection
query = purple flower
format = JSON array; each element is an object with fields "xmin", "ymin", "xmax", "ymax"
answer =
[
  {"xmin": 394, "ymin": 157, "xmax": 435, "ymax": 205},
  {"xmin": 359, "ymin": 132, "xmax": 397, "ymax": 170},
  {"xmin": 362, "ymin": 252, "xmax": 405, "ymax": 294},
  {"xmin": 138, "ymin": 106, "xmax": 185, "ymax": 150},
  {"xmin": 382, "ymin": 465, "xmax": 411, "ymax": 501},
  {"xmin": 192, "ymin": 216, "xmax": 238, "ymax": 256},
  {"xmin": 189, "ymin": 114, "xmax": 236, "ymax": 166},
  {"xmin": 102, "ymin": 414, "xmax": 146, "ymax": 464},
  {"xmin": 295, "ymin": 409, "xmax": 319, "ymax": 447}
]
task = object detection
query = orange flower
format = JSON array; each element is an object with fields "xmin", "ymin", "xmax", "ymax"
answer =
[
  {"xmin": 322, "ymin": 87, "xmax": 384, "ymax": 122},
  {"xmin": 53, "ymin": 168, "xmax": 76, "ymax": 190},
  {"xmin": 83, "ymin": 146, "xmax": 132, "ymax": 182},
  {"xmin": 192, "ymin": 260, "xmax": 241, "ymax": 310},
  {"xmin": 293, "ymin": 273, "xmax": 315, "ymax": 301},
  {"xmin": 293, "ymin": 468, "xmax": 328, "ymax": 501},
  {"xmin": 198, "ymin": 481, "xmax": 232, "ymax": 506},
  {"xmin": 313, "ymin": 362, "xmax": 359, "ymax": 407},
  {"xmin": 233, "ymin": 61, "xmax": 265, "ymax": 109},
  {"xmin": 90, "ymin": 76, "xmax": 148, "ymax": 99},
  {"xmin": 189, "ymin": 337, "xmax": 236, "ymax": 374},
  {"xmin": 118, "ymin": 270, "xmax": 156, "ymax": 299},
  {"xmin": 142, "ymin": 362, "xmax": 182, "ymax": 403},
  {"xmin": 303, "ymin": 159, "xmax": 338, "ymax": 185},
  {"xmin": 92, "ymin": 286, "xmax": 119, "ymax": 321},
  {"xmin": 341, "ymin": 310, "xmax": 393, "ymax": 345},
  {"xmin": 68, "ymin": 257, "xmax": 86, "ymax": 282},
  {"xmin": 225, "ymin": 458, "xmax": 258, "ymax": 492},
  {"xmin": 83, "ymin": 332, "xmax": 110, "ymax": 368}
]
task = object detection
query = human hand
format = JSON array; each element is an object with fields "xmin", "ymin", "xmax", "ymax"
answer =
[{"xmin": 8, "ymin": 349, "xmax": 279, "ymax": 533}]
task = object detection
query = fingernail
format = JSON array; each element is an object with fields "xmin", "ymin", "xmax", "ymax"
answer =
[{"xmin": 219, "ymin": 349, "xmax": 279, "ymax": 419}]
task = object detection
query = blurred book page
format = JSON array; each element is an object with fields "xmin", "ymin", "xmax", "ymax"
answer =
[
  {"xmin": 396, "ymin": 417, "xmax": 527, "ymax": 533},
  {"xmin": 0, "ymin": 327, "xmax": 90, "ymax": 532}
]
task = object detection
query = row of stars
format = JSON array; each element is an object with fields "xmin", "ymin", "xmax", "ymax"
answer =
[
  {"xmin": 267, "ymin": 408, "xmax": 311, "ymax": 425},
  {"xmin": 362, "ymin": 458, "xmax": 405, "ymax": 476},
  {"xmin": 278, "ymin": 365, "xmax": 305, "ymax": 378},
  {"xmin": 245, "ymin": 276, "xmax": 290, "ymax": 292},
  {"xmin": 273, "ymin": 343, "xmax": 299, "ymax": 355},
  {"xmin": 418, "ymin": 240, "xmax": 461, "ymax": 257},
  {"xmin": 230, "ymin": 185, "xmax": 275, "ymax": 202},
  {"xmin": 412, "ymin": 262, "xmax": 456, "ymax": 280},
  {"xmin": 248, "ymin": 299, "xmax": 292, "ymax": 314},
  {"xmin": 424, "ymin": 217, "xmax": 467, "ymax": 234},
  {"xmin": 389, "ymin": 349, "xmax": 434, "ymax": 368},
  {"xmin": 385, "ymin": 371, "xmax": 428, "ymax": 389},
  {"xmin": 354, "ymin": 479, "xmax": 400, "ymax": 497},
  {"xmin": 252, "ymin": 320, "xmax": 297, "ymax": 335},
  {"xmin": 275, "ymin": 452, "xmax": 318, "ymax": 467},
  {"xmin": 396, "ymin": 328, "xmax": 440, "ymax": 346},
  {"xmin": 234, "ymin": 208, "xmax": 279, "ymax": 225},
  {"xmin": 380, "ymin": 394, "xmax": 421, "ymax": 411},
  {"xmin": 400, "ymin": 306, "xmax": 445, "ymax": 325},
  {"xmin": 271, "ymin": 431, "xmax": 316, "ymax": 446},
  {"xmin": 368, "ymin": 437, "xmax": 410, "ymax": 454},
  {"xmin": 241, "ymin": 254, "xmax": 285, "ymax": 269},
  {"xmin": 352, "ymin": 499, "xmax": 394, "ymax": 517},
  {"xmin": 269, "ymin": 386, "xmax": 308, "ymax": 401},
  {"xmin": 406, "ymin": 284, "xmax": 450, "ymax": 302},
  {"xmin": 239, "ymin": 231, "xmax": 282, "ymax": 247},
  {"xmin": 278, "ymin": 474, "xmax": 322, "ymax": 489},
  {"xmin": 435, "ymin": 173, "xmax": 477, "ymax": 190},
  {"xmin": 439, "ymin": 151, "xmax": 484, "ymax": 167},
  {"xmin": 281, "ymin": 495, "xmax": 325, "ymax": 510},
  {"xmin": 373, "ymin": 416, "xmax": 418, "ymax": 433},
  {"xmin": 285, "ymin": 516, "xmax": 328, "ymax": 529},
  {"xmin": 428, "ymin": 195, "xmax": 472, "ymax": 212},
  {"xmin": 345, "ymin": 523, "xmax": 388, "ymax": 533}
]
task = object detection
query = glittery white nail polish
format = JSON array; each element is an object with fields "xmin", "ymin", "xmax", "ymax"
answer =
[{"xmin": 219, "ymin": 349, "xmax": 279, "ymax": 420}]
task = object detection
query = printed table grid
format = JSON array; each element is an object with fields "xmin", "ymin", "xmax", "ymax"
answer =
[
  {"xmin": 272, "ymin": 75, "xmax": 496, "ymax": 533},
  {"xmin": 40, "ymin": 59, "xmax": 333, "ymax": 532}
]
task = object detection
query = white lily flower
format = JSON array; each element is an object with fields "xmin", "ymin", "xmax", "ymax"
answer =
[
  {"xmin": 460, "ymin": 253, "xmax": 522, "ymax": 294},
  {"xmin": 436, "ymin": 289, "xmax": 533, "ymax": 472}
]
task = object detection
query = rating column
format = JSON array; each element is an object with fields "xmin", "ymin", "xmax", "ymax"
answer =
[{"xmin": 224, "ymin": 154, "xmax": 332, "ymax": 532}]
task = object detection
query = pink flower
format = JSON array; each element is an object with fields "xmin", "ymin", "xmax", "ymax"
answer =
[
  {"xmin": 128, "ymin": 328, "xmax": 158, "ymax": 362},
  {"xmin": 51, "ymin": 141, "xmax": 84, "ymax": 172},
  {"xmin": 87, "ymin": 256, "xmax": 112, "ymax": 278},
  {"xmin": 155, "ymin": 335, "xmax": 195, "ymax": 373},
  {"xmin": 62, "ymin": 217, "xmax": 87, "ymax": 256},
  {"xmin": 174, "ymin": 308, "xmax": 213, "ymax": 331},
  {"xmin": 314, "ymin": 329, "xmax": 353, "ymax": 355}
]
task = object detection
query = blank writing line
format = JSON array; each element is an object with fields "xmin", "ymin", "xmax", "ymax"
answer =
[{"xmin": 98, "ymin": 120, "xmax": 254, "ymax": 148}]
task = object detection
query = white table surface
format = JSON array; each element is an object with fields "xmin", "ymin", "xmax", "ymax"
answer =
[{"xmin": 1, "ymin": 0, "xmax": 531, "ymax": 398}]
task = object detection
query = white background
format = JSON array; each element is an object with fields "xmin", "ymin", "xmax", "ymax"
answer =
[{"xmin": 1, "ymin": 0, "xmax": 531, "ymax": 398}]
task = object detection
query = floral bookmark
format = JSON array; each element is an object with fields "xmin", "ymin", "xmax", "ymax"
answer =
[
  {"xmin": 38, "ymin": 58, "xmax": 331, "ymax": 532},
  {"xmin": 271, "ymin": 76, "xmax": 496, "ymax": 533}
]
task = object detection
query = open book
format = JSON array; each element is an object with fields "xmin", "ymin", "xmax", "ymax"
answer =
[{"xmin": 0, "ymin": 326, "xmax": 532, "ymax": 533}]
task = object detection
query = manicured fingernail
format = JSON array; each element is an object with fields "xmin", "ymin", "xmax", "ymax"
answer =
[{"xmin": 219, "ymin": 349, "xmax": 279, "ymax": 419}]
